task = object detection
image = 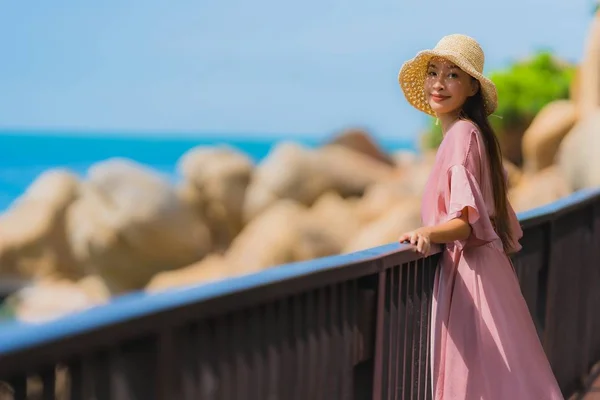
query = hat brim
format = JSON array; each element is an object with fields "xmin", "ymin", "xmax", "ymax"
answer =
[{"xmin": 398, "ymin": 49, "xmax": 498, "ymax": 116}]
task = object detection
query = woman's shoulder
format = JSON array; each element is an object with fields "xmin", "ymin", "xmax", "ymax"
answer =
[
  {"xmin": 446, "ymin": 119, "xmax": 480, "ymax": 142},
  {"xmin": 439, "ymin": 119, "xmax": 481, "ymax": 168},
  {"xmin": 442, "ymin": 119, "xmax": 480, "ymax": 151}
]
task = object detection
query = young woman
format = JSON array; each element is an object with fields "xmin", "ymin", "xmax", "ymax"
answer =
[{"xmin": 397, "ymin": 34, "xmax": 564, "ymax": 399}]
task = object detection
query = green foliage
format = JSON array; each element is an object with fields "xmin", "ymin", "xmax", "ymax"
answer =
[
  {"xmin": 421, "ymin": 51, "xmax": 575, "ymax": 149},
  {"xmin": 491, "ymin": 52, "xmax": 575, "ymax": 127},
  {"xmin": 424, "ymin": 120, "xmax": 444, "ymax": 149}
]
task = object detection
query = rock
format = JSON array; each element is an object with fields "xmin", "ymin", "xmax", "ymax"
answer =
[
  {"xmin": 5, "ymin": 277, "xmax": 109, "ymax": 324},
  {"xmin": 343, "ymin": 197, "xmax": 422, "ymax": 253},
  {"xmin": 0, "ymin": 169, "xmax": 83, "ymax": 280},
  {"xmin": 77, "ymin": 274, "xmax": 111, "ymax": 303},
  {"xmin": 324, "ymin": 128, "xmax": 395, "ymax": 166},
  {"xmin": 146, "ymin": 254, "xmax": 231, "ymax": 293},
  {"xmin": 579, "ymin": 12, "xmax": 600, "ymax": 119},
  {"xmin": 316, "ymin": 144, "xmax": 397, "ymax": 197},
  {"xmin": 396, "ymin": 153, "xmax": 436, "ymax": 197},
  {"xmin": 557, "ymin": 110, "xmax": 600, "ymax": 191},
  {"xmin": 66, "ymin": 159, "xmax": 212, "ymax": 294},
  {"xmin": 499, "ymin": 124, "xmax": 531, "ymax": 167},
  {"xmin": 177, "ymin": 145, "xmax": 254, "ymax": 251},
  {"xmin": 521, "ymin": 100, "xmax": 577, "ymax": 174},
  {"xmin": 503, "ymin": 159, "xmax": 523, "ymax": 188},
  {"xmin": 243, "ymin": 142, "xmax": 333, "ymax": 222},
  {"xmin": 355, "ymin": 154, "xmax": 434, "ymax": 224},
  {"xmin": 228, "ymin": 196, "xmax": 349, "ymax": 274},
  {"xmin": 570, "ymin": 65, "xmax": 580, "ymax": 111},
  {"xmin": 303, "ymin": 192, "xmax": 363, "ymax": 252},
  {"xmin": 243, "ymin": 141, "xmax": 396, "ymax": 223},
  {"xmin": 241, "ymin": 184, "xmax": 280, "ymax": 223},
  {"xmin": 292, "ymin": 220, "xmax": 345, "ymax": 262},
  {"xmin": 228, "ymin": 200, "xmax": 308, "ymax": 273},
  {"xmin": 356, "ymin": 180, "xmax": 409, "ymax": 224},
  {"xmin": 243, "ymin": 141, "xmax": 399, "ymax": 224},
  {"xmin": 508, "ymin": 166, "xmax": 572, "ymax": 212},
  {"xmin": 392, "ymin": 150, "xmax": 420, "ymax": 169},
  {"xmin": 227, "ymin": 198, "xmax": 344, "ymax": 272}
]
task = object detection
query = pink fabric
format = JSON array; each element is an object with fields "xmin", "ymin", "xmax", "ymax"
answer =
[{"xmin": 421, "ymin": 120, "xmax": 563, "ymax": 399}]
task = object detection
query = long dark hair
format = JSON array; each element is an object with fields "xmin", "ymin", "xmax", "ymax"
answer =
[{"xmin": 461, "ymin": 88, "xmax": 512, "ymax": 252}]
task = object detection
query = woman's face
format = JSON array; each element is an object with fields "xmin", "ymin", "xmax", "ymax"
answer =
[{"xmin": 424, "ymin": 56, "xmax": 479, "ymax": 116}]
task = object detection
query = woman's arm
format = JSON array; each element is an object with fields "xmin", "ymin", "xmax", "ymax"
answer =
[
  {"xmin": 399, "ymin": 207, "xmax": 472, "ymax": 254},
  {"xmin": 429, "ymin": 208, "xmax": 472, "ymax": 243}
]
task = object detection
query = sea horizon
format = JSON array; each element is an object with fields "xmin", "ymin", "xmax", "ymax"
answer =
[
  {"xmin": 0, "ymin": 125, "xmax": 421, "ymax": 141},
  {"xmin": 0, "ymin": 129, "xmax": 416, "ymax": 212}
]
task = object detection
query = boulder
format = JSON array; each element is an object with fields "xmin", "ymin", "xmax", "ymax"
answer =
[
  {"xmin": 243, "ymin": 142, "xmax": 394, "ymax": 222},
  {"xmin": 146, "ymin": 253, "xmax": 231, "ymax": 293},
  {"xmin": 508, "ymin": 166, "xmax": 572, "ymax": 212},
  {"xmin": 557, "ymin": 110, "xmax": 600, "ymax": 191},
  {"xmin": 5, "ymin": 275, "xmax": 109, "ymax": 324},
  {"xmin": 392, "ymin": 150, "xmax": 420, "ymax": 169},
  {"xmin": 177, "ymin": 145, "xmax": 254, "ymax": 251},
  {"xmin": 227, "ymin": 198, "xmax": 344, "ymax": 273},
  {"xmin": 0, "ymin": 169, "xmax": 82, "ymax": 280},
  {"xmin": 301, "ymin": 191, "xmax": 363, "ymax": 253},
  {"xmin": 521, "ymin": 100, "xmax": 577, "ymax": 173},
  {"xmin": 292, "ymin": 219, "xmax": 347, "ymax": 263},
  {"xmin": 316, "ymin": 144, "xmax": 397, "ymax": 197},
  {"xmin": 66, "ymin": 159, "xmax": 212, "ymax": 294},
  {"xmin": 243, "ymin": 142, "xmax": 332, "ymax": 222},
  {"xmin": 324, "ymin": 128, "xmax": 395, "ymax": 166},
  {"xmin": 343, "ymin": 197, "xmax": 422, "ymax": 253},
  {"xmin": 356, "ymin": 180, "xmax": 410, "ymax": 224},
  {"xmin": 228, "ymin": 200, "xmax": 308, "ymax": 273},
  {"xmin": 570, "ymin": 65, "xmax": 580, "ymax": 112},
  {"xmin": 503, "ymin": 159, "xmax": 523, "ymax": 189},
  {"xmin": 354, "ymin": 153, "xmax": 434, "ymax": 224},
  {"xmin": 579, "ymin": 12, "xmax": 600, "ymax": 119}
]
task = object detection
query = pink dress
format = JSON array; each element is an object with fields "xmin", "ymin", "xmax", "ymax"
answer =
[{"xmin": 421, "ymin": 120, "xmax": 564, "ymax": 399}]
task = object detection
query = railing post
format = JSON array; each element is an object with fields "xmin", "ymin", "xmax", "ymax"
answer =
[
  {"xmin": 372, "ymin": 263, "xmax": 386, "ymax": 400},
  {"xmin": 538, "ymin": 219, "xmax": 553, "ymax": 342},
  {"xmin": 157, "ymin": 328, "xmax": 176, "ymax": 400}
]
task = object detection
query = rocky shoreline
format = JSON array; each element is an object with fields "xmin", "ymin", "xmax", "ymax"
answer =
[
  {"xmin": 2, "ymin": 11, "xmax": 600, "ymax": 325},
  {"xmin": 0, "ymin": 108, "xmax": 595, "ymax": 324}
]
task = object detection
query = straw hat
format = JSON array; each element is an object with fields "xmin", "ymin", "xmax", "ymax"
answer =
[{"xmin": 398, "ymin": 34, "xmax": 498, "ymax": 116}]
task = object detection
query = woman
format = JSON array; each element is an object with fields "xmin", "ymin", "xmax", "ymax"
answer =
[{"xmin": 397, "ymin": 34, "xmax": 564, "ymax": 399}]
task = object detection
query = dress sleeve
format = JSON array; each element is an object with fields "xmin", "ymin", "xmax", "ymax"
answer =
[
  {"xmin": 443, "ymin": 164, "xmax": 500, "ymax": 251},
  {"xmin": 439, "ymin": 120, "xmax": 524, "ymax": 252}
]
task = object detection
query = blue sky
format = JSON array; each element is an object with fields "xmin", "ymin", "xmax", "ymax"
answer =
[{"xmin": 0, "ymin": 0, "xmax": 593, "ymax": 140}]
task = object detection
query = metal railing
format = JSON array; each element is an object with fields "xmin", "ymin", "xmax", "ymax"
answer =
[{"xmin": 0, "ymin": 187, "xmax": 599, "ymax": 399}]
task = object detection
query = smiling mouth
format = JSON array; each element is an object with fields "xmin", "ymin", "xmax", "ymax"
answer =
[{"xmin": 430, "ymin": 94, "xmax": 449, "ymax": 102}]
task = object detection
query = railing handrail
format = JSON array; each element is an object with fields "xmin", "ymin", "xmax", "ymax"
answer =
[
  {"xmin": 0, "ymin": 243, "xmax": 427, "ymax": 357},
  {"xmin": 517, "ymin": 187, "xmax": 600, "ymax": 228},
  {"xmin": 0, "ymin": 187, "xmax": 599, "ymax": 358}
]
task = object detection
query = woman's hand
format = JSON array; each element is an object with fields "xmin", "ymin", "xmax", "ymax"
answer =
[
  {"xmin": 398, "ymin": 211, "xmax": 472, "ymax": 255},
  {"xmin": 399, "ymin": 227, "xmax": 432, "ymax": 255}
]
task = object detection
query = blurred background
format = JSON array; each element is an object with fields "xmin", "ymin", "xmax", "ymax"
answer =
[{"xmin": 0, "ymin": 0, "xmax": 598, "ymax": 323}]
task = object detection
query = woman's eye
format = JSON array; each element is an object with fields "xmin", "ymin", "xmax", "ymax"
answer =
[
  {"xmin": 427, "ymin": 71, "xmax": 436, "ymax": 76},
  {"xmin": 448, "ymin": 73, "xmax": 458, "ymax": 78}
]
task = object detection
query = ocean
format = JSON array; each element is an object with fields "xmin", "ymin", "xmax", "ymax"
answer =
[{"xmin": 0, "ymin": 131, "xmax": 415, "ymax": 212}]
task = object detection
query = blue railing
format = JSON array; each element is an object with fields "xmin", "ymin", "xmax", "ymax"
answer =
[{"xmin": 0, "ymin": 187, "xmax": 599, "ymax": 399}]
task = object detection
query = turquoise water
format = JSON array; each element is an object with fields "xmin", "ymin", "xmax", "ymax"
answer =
[{"xmin": 0, "ymin": 131, "xmax": 414, "ymax": 211}]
